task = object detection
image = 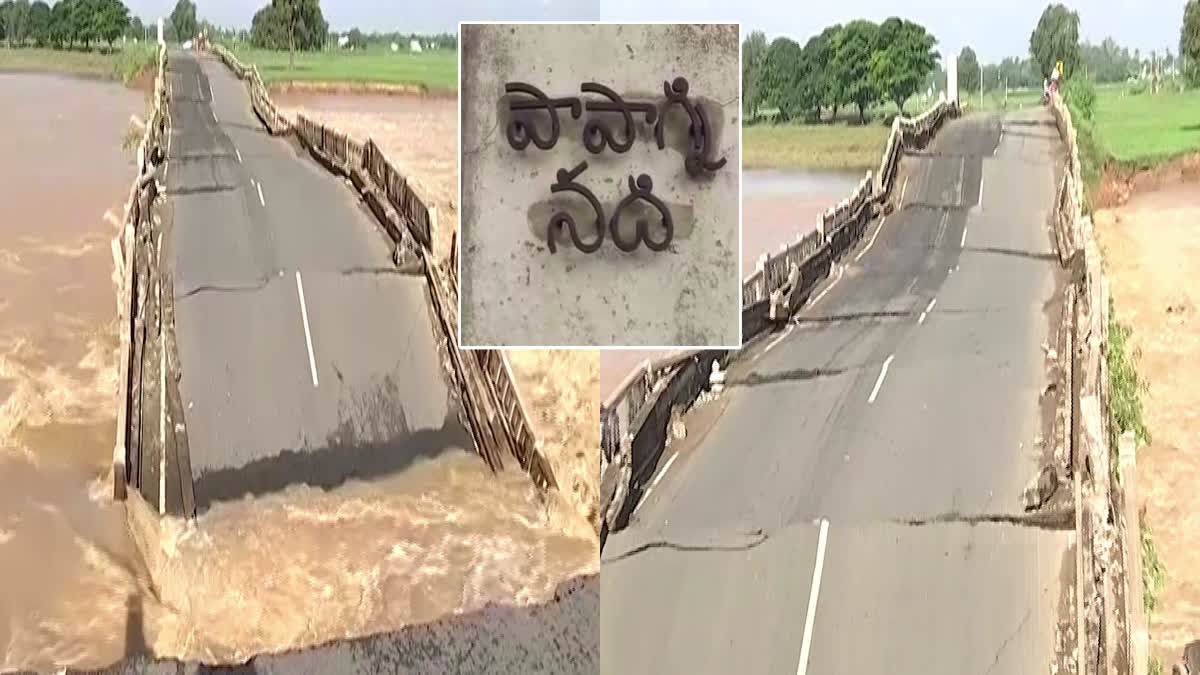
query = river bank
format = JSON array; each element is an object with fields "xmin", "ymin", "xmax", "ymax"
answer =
[{"xmin": 0, "ymin": 45, "xmax": 157, "ymax": 86}]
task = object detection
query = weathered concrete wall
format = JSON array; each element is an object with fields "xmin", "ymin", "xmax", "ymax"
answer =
[{"xmin": 459, "ymin": 23, "xmax": 741, "ymax": 347}]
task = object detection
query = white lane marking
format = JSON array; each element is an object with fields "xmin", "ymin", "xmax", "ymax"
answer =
[
  {"xmin": 764, "ymin": 325, "xmax": 795, "ymax": 354},
  {"xmin": 295, "ymin": 271, "xmax": 319, "ymax": 387},
  {"xmin": 809, "ymin": 264, "xmax": 844, "ymax": 307},
  {"xmin": 919, "ymin": 297, "xmax": 937, "ymax": 324},
  {"xmin": 933, "ymin": 211, "xmax": 948, "ymax": 248},
  {"xmin": 905, "ymin": 275, "xmax": 919, "ymax": 294},
  {"xmin": 196, "ymin": 74, "xmax": 202, "ymax": 97},
  {"xmin": 868, "ymin": 354, "xmax": 895, "ymax": 404},
  {"xmin": 235, "ymin": 147, "xmax": 242, "ymax": 163},
  {"xmin": 212, "ymin": 108, "xmax": 219, "ymax": 123},
  {"xmin": 256, "ymin": 180, "xmax": 265, "ymax": 206},
  {"xmin": 960, "ymin": 224, "xmax": 968, "ymax": 248},
  {"xmin": 854, "ymin": 216, "xmax": 887, "ymax": 262},
  {"xmin": 650, "ymin": 451, "xmax": 679, "ymax": 492},
  {"xmin": 208, "ymin": 79, "xmax": 214, "ymax": 102},
  {"xmin": 898, "ymin": 176, "xmax": 909, "ymax": 206},
  {"xmin": 956, "ymin": 156, "xmax": 965, "ymax": 206},
  {"xmin": 977, "ymin": 170, "xmax": 984, "ymax": 211},
  {"xmin": 796, "ymin": 518, "xmax": 830, "ymax": 675}
]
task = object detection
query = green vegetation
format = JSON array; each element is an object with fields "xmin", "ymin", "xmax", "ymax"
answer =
[
  {"xmin": 1107, "ymin": 299, "xmax": 1151, "ymax": 449},
  {"xmin": 1030, "ymin": 4, "xmax": 1081, "ymax": 78},
  {"xmin": 1143, "ymin": 521, "xmax": 1166, "ymax": 616},
  {"xmin": 1184, "ymin": 0, "xmax": 1200, "ymax": 86},
  {"xmin": 0, "ymin": 42, "xmax": 153, "ymax": 82},
  {"xmin": 229, "ymin": 44, "xmax": 456, "ymax": 91},
  {"xmin": 1094, "ymin": 85, "xmax": 1200, "ymax": 164},
  {"xmin": 744, "ymin": 123, "xmax": 890, "ymax": 171}
]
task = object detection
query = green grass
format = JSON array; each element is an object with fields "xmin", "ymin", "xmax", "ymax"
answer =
[
  {"xmin": 0, "ymin": 44, "xmax": 157, "ymax": 84},
  {"xmin": 1093, "ymin": 85, "xmax": 1200, "ymax": 165},
  {"xmin": 743, "ymin": 122, "xmax": 891, "ymax": 171},
  {"xmin": 227, "ymin": 44, "xmax": 456, "ymax": 92},
  {"xmin": 1107, "ymin": 299, "xmax": 1151, "ymax": 451},
  {"xmin": 1143, "ymin": 521, "xmax": 1166, "ymax": 616}
]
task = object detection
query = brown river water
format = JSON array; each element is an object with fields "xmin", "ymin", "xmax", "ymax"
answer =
[{"xmin": 0, "ymin": 74, "xmax": 596, "ymax": 673}]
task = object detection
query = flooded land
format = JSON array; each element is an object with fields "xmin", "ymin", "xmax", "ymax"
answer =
[{"xmin": 1, "ymin": 75, "xmax": 596, "ymax": 672}]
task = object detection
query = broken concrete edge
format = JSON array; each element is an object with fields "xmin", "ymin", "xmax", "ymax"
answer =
[
  {"xmin": 208, "ymin": 43, "xmax": 559, "ymax": 501},
  {"xmin": 598, "ymin": 102, "xmax": 959, "ymax": 544},
  {"xmin": 1048, "ymin": 91, "xmax": 1143, "ymax": 675},
  {"xmin": 114, "ymin": 41, "xmax": 169, "ymax": 503}
]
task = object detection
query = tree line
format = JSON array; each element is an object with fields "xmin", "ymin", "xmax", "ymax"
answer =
[
  {"xmin": 742, "ymin": 18, "xmax": 939, "ymax": 124},
  {"xmin": 979, "ymin": 2, "xmax": 1200, "ymax": 92},
  {"xmin": 0, "ymin": 0, "xmax": 143, "ymax": 49}
]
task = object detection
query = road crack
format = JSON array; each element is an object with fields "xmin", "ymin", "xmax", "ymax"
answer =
[{"xmin": 897, "ymin": 507, "xmax": 1074, "ymax": 531}]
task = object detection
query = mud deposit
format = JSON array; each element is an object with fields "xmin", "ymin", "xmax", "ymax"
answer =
[
  {"xmin": 1, "ymin": 74, "xmax": 597, "ymax": 673},
  {"xmin": 1093, "ymin": 170, "xmax": 1200, "ymax": 666}
]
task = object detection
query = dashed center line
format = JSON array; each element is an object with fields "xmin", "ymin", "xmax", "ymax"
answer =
[
  {"xmin": 256, "ymin": 180, "xmax": 265, "ymax": 206},
  {"xmin": 795, "ymin": 518, "xmax": 830, "ymax": 675},
  {"xmin": 919, "ymin": 297, "xmax": 937, "ymax": 324},
  {"xmin": 868, "ymin": 354, "xmax": 895, "ymax": 404},
  {"xmin": 212, "ymin": 108, "xmax": 219, "ymax": 123},
  {"xmin": 295, "ymin": 271, "xmax": 319, "ymax": 388},
  {"xmin": 235, "ymin": 147, "xmax": 242, "ymax": 163},
  {"xmin": 960, "ymin": 224, "xmax": 968, "ymax": 248}
]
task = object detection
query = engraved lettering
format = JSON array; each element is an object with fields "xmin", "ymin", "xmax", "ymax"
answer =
[
  {"xmin": 580, "ymin": 82, "xmax": 658, "ymax": 154},
  {"xmin": 609, "ymin": 174, "xmax": 674, "ymax": 252},
  {"xmin": 547, "ymin": 161, "xmax": 606, "ymax": 254},
  {"xmin": 505, "ymin": 82, "xmax": 583, "ymax": 151}
]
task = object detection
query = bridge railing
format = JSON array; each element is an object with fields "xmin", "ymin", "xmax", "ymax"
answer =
[
  {"xmin": 113, "ymin": 34, "xmax": 170, "ymax": 503},
  {"xmin": 207, "ymin": 44, "xmax": 555, "ymax": 494},
  {"xmin": 599, "ymin": 95, "xmax": 961, "ymax": 544},
  {"xmin": 1046, "ymin": 91, "xmax": 1142, "ymax": 675}
]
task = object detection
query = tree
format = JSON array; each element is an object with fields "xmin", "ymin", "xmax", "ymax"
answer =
[
  {"xmin": 832, "ymin": 19, "xmax": 880, "ymax": 123},
  {"xmin": 249, "ymin": 0, "xmax": 326, "ymax": 66},
  {"xmin": 2, "ymin": 0, "xmax": 30, "ymax": 46},
  {"xmin": 169, "ymin": 0, "xmax": 197, "ymax": 43},
  {"xmin": 806, "ymin": 25, "xmax": 842, "ymax": 119},
  {"xmin": 26, "ymin": 0, "xmax": 47, "ymax": 45},
  {"xmin": 345, "ymin": 26, "xmax": 366, "ymax": 49},
  {"xmin": 94, "ymin": 0, "xmax": 128, "ymax": 48},
  {"xmin": 958, "ymin": 46, "xmax": 980, "ymax": 93},
  {"xmin": 1031, "ymin": 3, "xmax": 1080, "ymax": 79},
  {"xmin": 758, "ymin": 36, "xmax": 806, "ymax": 122},
  {"xmin": 1183, "ymin": 0, "xmax": 1200, "ymax": 86},
  {"xmin": 126, "ymin": 14, "xmax": 144, "ymax": 40},
  {"xmin": 741, "ymin": 30, "xmax": 768, "ymax": 119},
  {"xmin": 868, "ymin": 18, "xmax": 938, "ymax": 113}
]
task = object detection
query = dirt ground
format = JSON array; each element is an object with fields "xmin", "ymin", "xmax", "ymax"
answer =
[
  {"xmin": 1092, "ymin": 154, "xmax": 1200, "ymax": 666},
  {"xmin": 275, "ymin": 98, "xmax": 601, "ymax": 532}
]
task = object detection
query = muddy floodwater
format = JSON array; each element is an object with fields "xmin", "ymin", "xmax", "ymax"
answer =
[{"xmin": 0, "ymin": 73, "xmax": 596, "ymax": 673}]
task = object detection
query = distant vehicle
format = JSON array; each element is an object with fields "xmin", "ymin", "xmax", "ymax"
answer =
[{"xmin": 183, "ymin": 40, "xmax": 193, "ymax": 50}]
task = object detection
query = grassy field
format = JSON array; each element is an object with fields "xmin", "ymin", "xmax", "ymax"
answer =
[
  {"xmin": 0, "ymin": 44, "xmax": 157, "ymax": 84},
  {"xmin": 228, "ymin": 44, "xmax": 457, "ymax": 92},
  {"xmin": 744, "ymin": 122, "xmax": 891, "ymax": 170},
  {"xmin": 1093, "ymin": 85, "xmax": 1200, "ymax": 165}
]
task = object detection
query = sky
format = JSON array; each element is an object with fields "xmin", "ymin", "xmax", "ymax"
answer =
[{"xmin": 125, "ymin": 0, "xmax": 1188, "ymax": 63}]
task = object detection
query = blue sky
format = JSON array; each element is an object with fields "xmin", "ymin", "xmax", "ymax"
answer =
[{"xmin": 125, "ymin": 0, "xmax": 1187, "ymax": 63}]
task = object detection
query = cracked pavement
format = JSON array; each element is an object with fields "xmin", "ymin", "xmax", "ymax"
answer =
[
  {"xmin": 601, "ymin": 109, "xmax": 1074, "ymax": 674},
  {"xmin": 165, "ymin": 50, "xmax": 466, "ymax": 513}
]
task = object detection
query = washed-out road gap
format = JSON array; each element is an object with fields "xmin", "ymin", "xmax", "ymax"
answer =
[
  {"xmin": 164, "ymin": 50, "xmax": 469, "ymax": 513},
  {"xmin": 601, "ymin": 109, "xmax": 1070, "ymax": 675}
]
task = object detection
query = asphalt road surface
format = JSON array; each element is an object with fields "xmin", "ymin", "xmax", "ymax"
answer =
[
  {"xmin": 164, "ymin": 50, "xmax": 468, "ymax": 512},
  {"xmin": 602, "ymin": 110, "xmax": 1073, "ymax": 674}
]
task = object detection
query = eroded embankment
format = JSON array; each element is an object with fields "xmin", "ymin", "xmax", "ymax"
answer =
[{"xmin": 1092, "ymin": 154, "xmax": 1200, "ymax": 667}]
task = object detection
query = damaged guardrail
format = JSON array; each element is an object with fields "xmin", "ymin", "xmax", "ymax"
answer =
[
  {"xmin": 114, "ymin": 31, "xmax": 179, "ymax": 512},
  {"xmin": 598, "ymin": 96, "xmax": 961, "ymax": 544},
  {"xmin": 1047, "ymin": 91, "xmax": 1143, "ymax": 675},
  {"xmin": 207, "ymin": 44, "xmax": 556, "ymax": 493}
]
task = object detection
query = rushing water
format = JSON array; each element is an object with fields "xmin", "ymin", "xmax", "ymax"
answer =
[{"xmin": 0, "ymin": 73, "xmax": 596, "ymax": 673}]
